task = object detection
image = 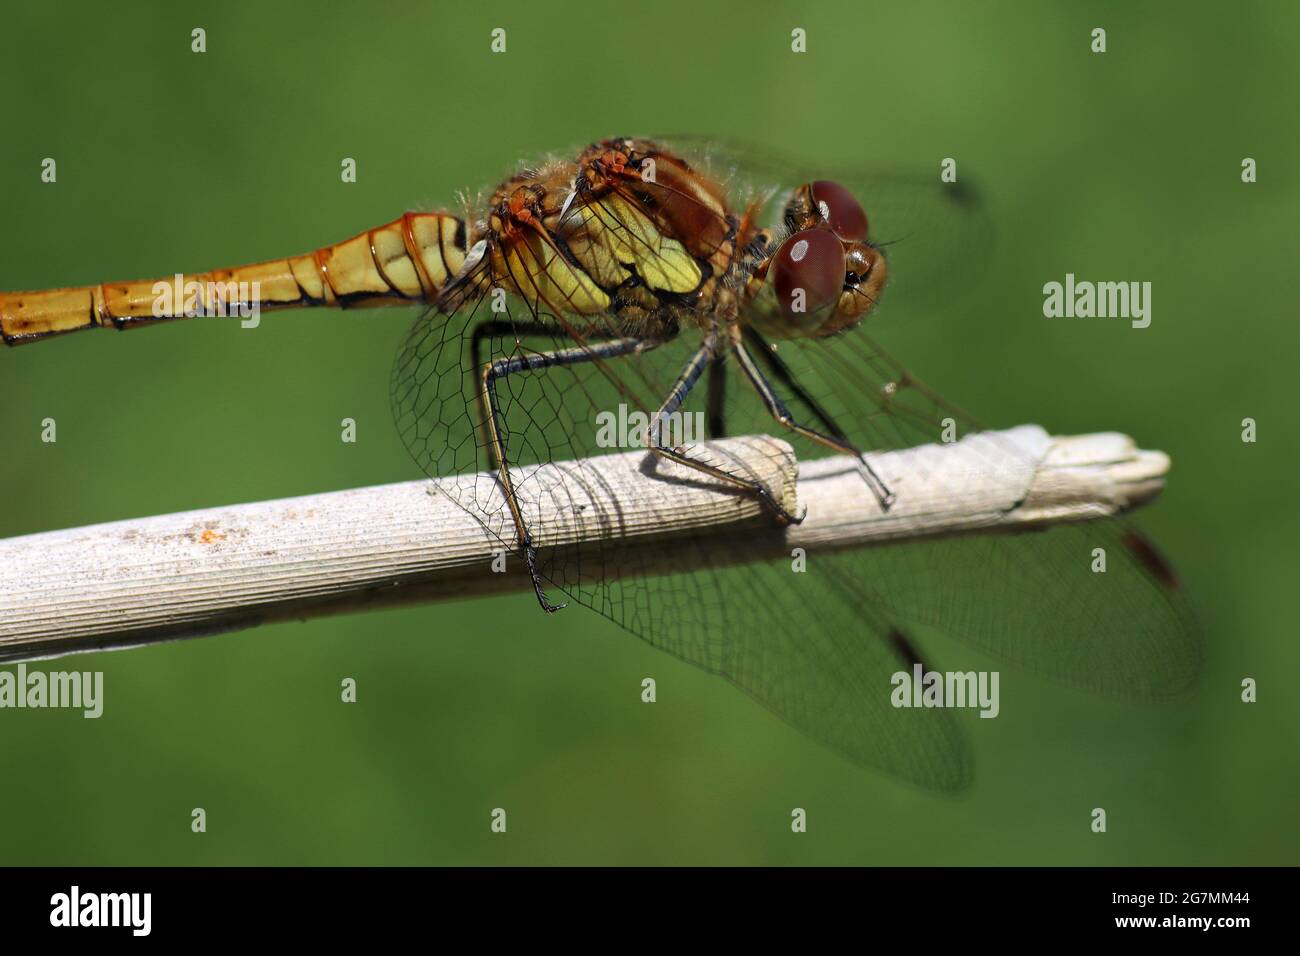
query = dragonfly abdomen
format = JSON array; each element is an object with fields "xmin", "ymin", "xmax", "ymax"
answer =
[{"xmin": 0, "ymin": 212, "xmax": 467, "ymax": 345}]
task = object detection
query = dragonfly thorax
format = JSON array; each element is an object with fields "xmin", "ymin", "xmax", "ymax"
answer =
[{"xmin": 455, "ymin": 140, "xmax": 741, "ymax": 335}]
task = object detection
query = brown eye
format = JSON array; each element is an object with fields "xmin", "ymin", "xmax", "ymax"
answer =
[
  {"xmin": 771, "ymin": 228, "xmax": 844, "ymax": 321},
  {"xmin": 810, "ymin": 180, "xmax": 869, "ymax": 241}
]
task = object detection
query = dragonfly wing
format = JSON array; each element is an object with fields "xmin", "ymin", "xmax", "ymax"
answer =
[
  {"xmin": 600, "ymin": 549, "xmax": 973, "ymax": 791},
  {"xmin": 391, "ymin": 279, "xmax": 971, "ymax": 789},
  {"xmin": 725, "ymin": 323, "xmax": 1203, "ymax": 697}
]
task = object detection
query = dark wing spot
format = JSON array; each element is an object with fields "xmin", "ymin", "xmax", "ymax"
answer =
[
  {"xmin": 887, "ymin": 627, "xmax": 926, "ymax": 669},
  {"xmin": 1123, "ymin": 531, "xmax": 1181, "ymax": 590}
]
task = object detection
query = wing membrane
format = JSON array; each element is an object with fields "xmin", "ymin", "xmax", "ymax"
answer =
[
  {"xmin": 391, "ymin": 279, "xmax": 974, "ymax": 789},
  {"xmin": 729, "ymin": 323, "xmax": 1202, "ymax": 696},
  {"xmin": 391, "ymin": 139, "xmax": 1198, "ymax": 790}
]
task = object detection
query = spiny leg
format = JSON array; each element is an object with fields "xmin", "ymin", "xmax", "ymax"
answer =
[
  {"xmin": 732, "ymin": 330, "xmax": 895, "ymax": 511},
  {"xmin": 742, "ymin": 327, "xmax": 849, "ymax": 442},
  {"xmin": 705, "ymin": 356, "xmax": 727, "ymax": 439},
  {"xmin": 472, "ymin": 319, "xmax": 563, "ymax": 471},
  {"xmin": 481, "ymin": 334, "xmax": 655, "ymax": 613},
  {"xmin": 647, "ymin": 333, "xmax": 801, "ymax": 524}
]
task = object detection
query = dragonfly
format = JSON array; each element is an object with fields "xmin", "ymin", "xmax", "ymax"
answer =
[{"xmin": 0, "ymin": 137, "xmax": 1200, "ymax": 790}]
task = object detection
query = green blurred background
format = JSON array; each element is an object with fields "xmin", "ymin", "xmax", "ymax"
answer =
[{"xmin": 1, "ymin": 0, "xmax": 1296, "ymax": 865}]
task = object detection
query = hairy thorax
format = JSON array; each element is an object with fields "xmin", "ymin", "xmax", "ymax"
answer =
[{"xmin": 463, "ymin": 139, "xmax": 753, "ymax": 337}]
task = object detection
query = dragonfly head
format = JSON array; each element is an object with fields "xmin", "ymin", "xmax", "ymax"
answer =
[{"xmin": 760, "ymin": 181, "xmax": 887, "ymax": 338}]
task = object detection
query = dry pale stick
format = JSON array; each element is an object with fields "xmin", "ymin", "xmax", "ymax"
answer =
[{"xmin": 0, "ymin": 425, "xmax": 1171, "ymax": 662}]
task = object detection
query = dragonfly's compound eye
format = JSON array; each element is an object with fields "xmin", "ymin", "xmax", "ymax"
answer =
[
  {"xmin": 771, "ymin": 228, "xmax": 845, "ymax": 324},
  {"xmin": 810, "ymin": 180, "xmax": 869, "ymax": 241}
]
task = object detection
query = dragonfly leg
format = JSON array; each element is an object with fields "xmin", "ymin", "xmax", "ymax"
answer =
[
  {"xmin": 732, "ymin": 330, "xmax": 895, "ymax": 511},
  {"xmin": 705, "ymin": 358, "xmax": 727, "ymax": 439},
  {"xmin": 471, "ymin": 319, "xmax": 566, "ymax": 471},
  {"xmin": 480, "ymin": 333, "xmax": 655, "ymax": 613},
  {"xmin": 647, "ymin": 335, "xmax": 801, "ymax": 525}
]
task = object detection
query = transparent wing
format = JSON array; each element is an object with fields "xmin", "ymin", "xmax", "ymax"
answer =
[
  {"xmin": 599, "ymin": 546, "xmax": 973, "ymax": 791},
  {"xmin": 391, "ymin": 268, "xmax": 973, "ymax": 791},
  {"xmin": 725, "ymin": 319, "xmax": 1202, "ymax": 697},
  {"xmin": 672, "ymin": 135, "xmax": 1200, "ymax": 696}
]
